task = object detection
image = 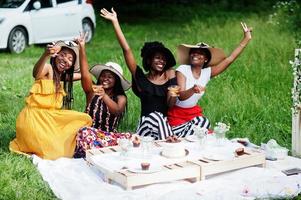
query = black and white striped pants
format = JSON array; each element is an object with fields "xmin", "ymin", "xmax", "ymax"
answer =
[
  {"xmin": 136, "ymin": 111, "xmax": 210, "ymax": 140},
  {"xmin": 172, "ymin": 116, "xmax": 210, "ymax": 137}
]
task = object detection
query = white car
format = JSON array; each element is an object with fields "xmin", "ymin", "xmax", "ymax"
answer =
[{"xmin": 0, "ymin": 0, "xmax": 96, "ymax": 53}]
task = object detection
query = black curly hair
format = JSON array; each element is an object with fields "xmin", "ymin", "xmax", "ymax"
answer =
[{"xmin": 140, "ymin": 41, "xmax": 176, "ymax": 72}]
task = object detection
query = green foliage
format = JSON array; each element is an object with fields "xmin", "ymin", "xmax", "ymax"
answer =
[
  {"xmin": 0, "ymin": 3, "xmax": 297, "ymax": 199},
  {"xmin": 269, "ymin": 0, "xmax": 301, "ymax": 45}
]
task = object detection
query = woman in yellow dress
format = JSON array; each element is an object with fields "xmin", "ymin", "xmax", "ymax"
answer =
[{"xmin": 9, "ymin": 41, "xmax": 92, "ymax": 160}]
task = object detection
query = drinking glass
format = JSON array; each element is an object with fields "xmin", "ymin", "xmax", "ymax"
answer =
[
  {"xmin": 118, "ymin": 138, "xmax": 131, "ymax": 158},
  {"xmin": 141, "ymin": 136, "xmax": 154, "ymax": 158},
  {"xmin": 168, "ymin": 85, "xmax": 180, "ymax": 97},
  {"xmin": 214, "ymin": 130, "xmax": 226, "ymax": 146},
  {"xmin": 193, "ymin": 125, "xmax": 208, "ymax": 150}
]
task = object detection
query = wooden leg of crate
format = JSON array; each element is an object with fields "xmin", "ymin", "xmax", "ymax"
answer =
[{"xmin": 292, "ymin": 110, "xmax": 301, "ymax": 157}]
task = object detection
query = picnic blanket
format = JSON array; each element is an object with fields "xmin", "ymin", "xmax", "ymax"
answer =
[{"xmin": 32, "ymin": 155, "xmax": 301, "ymax": 200}]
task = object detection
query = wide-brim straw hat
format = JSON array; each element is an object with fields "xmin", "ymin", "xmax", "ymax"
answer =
[
  {"xmin": 177, "ymin": 42, "xmax": 226, "ymax": 66},
  {"xmin": 90, "ymin": 62, "xmax": 131, "ymax": 91},
  {"xmin": 54, "ymin": 40, "xmax": 80, "ymax": 72}
]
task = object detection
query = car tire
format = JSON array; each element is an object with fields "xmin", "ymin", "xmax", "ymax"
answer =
[
  {"xmin": 8, "ymin": 27, "xmax": 27, "ymax": 54},
  {"xmin": 82, "ymin": 18, "xmax": 93, "ymax": 43}
]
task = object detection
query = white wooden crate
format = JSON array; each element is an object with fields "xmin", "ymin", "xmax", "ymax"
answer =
[
  {"xmin": 292, "ymin": 49, "xmax": 301, "ymax": 157},
  {"xmin": 190, "ymin": 149, "xmax": 266, "ymax": 180},
  {"xmin": 86, "ymin": 146, "xmax": 200, "ymax": 190},
  {"xmin": 86, "ymin": 145, "xmax": 265, "ymax": 189}
]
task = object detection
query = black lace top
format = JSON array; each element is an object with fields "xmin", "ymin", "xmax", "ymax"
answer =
[
  {"xmin": 85, "ymin": 95, "xmax": 121, "ymax": 132},
  {"xmin": 132, "ymin": 66, "xmax": 177, "ymax": 117}
]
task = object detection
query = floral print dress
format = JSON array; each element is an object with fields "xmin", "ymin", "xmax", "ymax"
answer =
[{"xmin": 74, "ymin": 95, "xmax": 130, "ymax": 158}]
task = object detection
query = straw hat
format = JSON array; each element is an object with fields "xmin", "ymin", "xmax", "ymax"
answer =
[
  {"xmin": 177, "ymin": 42, "xmax": 226, "ymax": 66},
  {"xmin": 90, "ymin": 62, "xmax": 131, "ymax": 91},
  {"xmin": 54, "ymin": 40, "xmax": 80, "ymax": 72}
]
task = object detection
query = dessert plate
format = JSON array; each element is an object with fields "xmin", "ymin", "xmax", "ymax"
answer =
[
  {"xmin": 202, "ymin": 153, "xmax": 234, "ymax": 161},
  {"xmin": 128, "ymin": 166, "xmax": 162, "ymax": 174},
  {"xmin": 160, "ymin": 149, "xmax": 189, "ymax": 158}
]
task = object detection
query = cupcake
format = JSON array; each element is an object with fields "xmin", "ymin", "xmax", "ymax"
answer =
[
  {"xmin": 132, "ymin": 134, "xmax": 141, "ymax": 147},
  {"xmin": 141, "ymin": 162, "xmax": 150, "ymax": 170},
  {"xmin": 166, "ymin": 135, "xmax": 180, "ymax": 143},
  {"xmin": 235, "ymin": 148, "xmax": 245, "ymax": 156}
]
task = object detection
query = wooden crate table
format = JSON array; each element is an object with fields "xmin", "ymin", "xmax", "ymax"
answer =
[
  {"xmin": 86, "ymin": 146, "xmax": 201, "ymax": 190},
  {"xmin": 86, "ymin": 142, "xmax": 266, "ymax": 190},
  {"xmin": 189, "ymin": 148, "xmax": 266, "ymax": 180}
]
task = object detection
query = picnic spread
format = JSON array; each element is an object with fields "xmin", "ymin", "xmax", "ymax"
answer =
[{"xmin": 32, "ymin": 135, "xmax": 301, "ymax": 200}]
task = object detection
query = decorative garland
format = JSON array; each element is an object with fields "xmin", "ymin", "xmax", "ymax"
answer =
[{"xmin": 291, "ymin": 49, "xmax": 301, "ymax": 114}]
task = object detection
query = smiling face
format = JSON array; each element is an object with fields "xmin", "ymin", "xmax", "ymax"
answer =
[
  {"xmin": 150, "ymin": 52, "xmax": 167, "ymax": 72},
  {"xmin": 97, "ymin": 70, "xmax": 116, "ymax": 89},
  {"xmin": 189, "ymin": 48, "xmax": 209, "ymax": 67},
  {"xmin": 54, "ymin": 48, "xmax": 75, "ymax": 72}
]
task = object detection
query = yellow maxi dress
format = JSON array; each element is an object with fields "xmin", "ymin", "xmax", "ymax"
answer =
[{"xmin": 9, "ymin": 79, "xmax": 92, "ymax": 160}]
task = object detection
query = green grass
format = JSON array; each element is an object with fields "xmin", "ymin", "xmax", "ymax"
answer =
[{"xmin": 0, "ymin": 3, "xmax": 298, "ymax": 199}]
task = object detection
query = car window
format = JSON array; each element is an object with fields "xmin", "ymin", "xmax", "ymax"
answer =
[
  {"xmin": 0, "ymin": 0, "xmax": 25, "ymax": 8},
  {"xmin": 56, "ymin": 0, "xmax": 76, "ymax": 4},
  {"xmin": 39, "ymin": 0, "xmax": 52, "ymax": 8},
  {"xmin": 24, "ymin": 0, "xmax": 52, "ymax": 11}
]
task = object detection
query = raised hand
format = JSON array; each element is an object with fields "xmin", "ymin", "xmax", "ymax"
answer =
[
  {"xmin": 46, "ymin": 42, "xmax": 61, "ymax": 57},
  {"xmin": 240, "ymin": 22, "xmax": 252, "ymax": 40},
  {"xmin": 100, "ymin": 8, "xmax": 117, "ymax": 22},
  {"xmin": 75, "ymin": 32, "xmax": 88, "ymax": 49}
]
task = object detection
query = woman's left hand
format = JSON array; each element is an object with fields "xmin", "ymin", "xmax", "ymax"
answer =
[
  {"xmin": 100, "ymin": 8, "xmax": 118, "ymax": 22},
  {"xmin": 241, "ymin": 22, "xmax": 252, "ymax": 40}
]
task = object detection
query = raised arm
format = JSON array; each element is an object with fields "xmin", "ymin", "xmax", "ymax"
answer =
[
  {"xmin": 33, "ymin": 44, "xmax": 60, "ymax": 80},
  {"xmin": 211, "ymin": 22, "xmax": 252, "ymax": 78},
  {"xmin": 75, "ymin": 33, "xmax": 94, "ymax": 104},
  {"xmin": 100, "ymin": 8, "xmax": 137, "ymax": 75}
]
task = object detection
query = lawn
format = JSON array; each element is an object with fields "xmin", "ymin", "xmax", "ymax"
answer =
[{"xmin": 0, "ymin": 2, "xmax": 297, "ymax": 199}]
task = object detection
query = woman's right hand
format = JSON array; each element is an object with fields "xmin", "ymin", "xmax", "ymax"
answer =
[
  {"xmin": 45, "ymin": 43, "xmax": 61, "ymax": 57},
  {"xmin": 92, "ymin": 85, "xmax": 105, "ymax": 98},
  {"xmin": 100, "ymin": 8, "xmax": 118, "ymax": 22},
  {"xmin": 168, "ymin": 85, "xmax": 180, "ymax": 97}
]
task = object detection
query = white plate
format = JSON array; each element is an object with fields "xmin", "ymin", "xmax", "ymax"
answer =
[
  {"xmin": 160, "ymin": 149, "xmax": 189, "ymax": 158},
  {"xmin": 185, "ymin": 135, "xmax": 199, "ymax": 142},
  {"xmin": 203, "ymin": 153, "xmax": 234, "ymax": 161},
  {"xmin": 128, "ymin": 166, "xmax": 162, "ymax": 174}
]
